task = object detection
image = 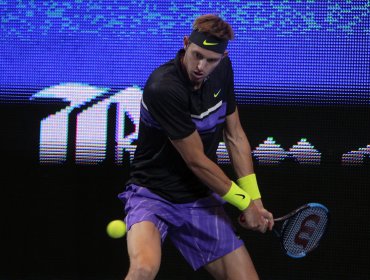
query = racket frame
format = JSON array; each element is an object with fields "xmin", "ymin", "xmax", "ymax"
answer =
[{"xmin": 273, "ymin": 202, "xmax": 330, "ymax": 258}]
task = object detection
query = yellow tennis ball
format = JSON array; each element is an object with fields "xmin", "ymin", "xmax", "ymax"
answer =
[{"xmin": 106, "ymin": 220, "xmax": 126, "ymax": 239}]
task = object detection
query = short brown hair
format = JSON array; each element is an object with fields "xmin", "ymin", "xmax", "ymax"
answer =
[{"xmin": 192, "ymin": 14, "xmax": 234, "ymax": 41}]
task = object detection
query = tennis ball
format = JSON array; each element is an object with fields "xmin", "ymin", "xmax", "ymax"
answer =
[{"xmin": 106, "ymin": 219, "xmax": 126, "ymax": 239}]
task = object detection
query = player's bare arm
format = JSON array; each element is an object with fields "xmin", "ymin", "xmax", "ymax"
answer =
[
  {"xmin": 170, "ymin": 130, "xmax": 270, "ymax": 232},
  {"xmin": 224, "ymin": 108, "xmax": 274, "ymax": 231},
  {"xmin": 223, "ymin": 107, "xmax": 254, "ymax": 177},
  {"xmin": 170, "ymin": 130, "xmax": 231, "ymax": 196}
]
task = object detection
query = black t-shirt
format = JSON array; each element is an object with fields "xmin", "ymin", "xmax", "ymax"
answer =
[{"xmin": 126, "ymin": 49, "xmax": 236, "ymax": 203}]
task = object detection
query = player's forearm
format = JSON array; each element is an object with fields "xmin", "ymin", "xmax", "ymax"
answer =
[
  {"xmin": 185, "ymin": 152, "xmax": 232, "ymax": 196},
  {"xmin": 171, "ymin": 131, "xmax": 234, "ymax": 196},
  {"xmin": 223, "ymin": 128, "xmax": 254, "ymax": 178}
]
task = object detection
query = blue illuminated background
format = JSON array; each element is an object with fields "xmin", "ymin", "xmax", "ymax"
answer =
[{"xmin": 1, "ymin": 0, "xmax": 369, "ymax": 104}]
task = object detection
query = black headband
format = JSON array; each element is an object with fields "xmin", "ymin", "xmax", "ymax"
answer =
[{"xmin": 188, "ymin": 30, "xmax": 228, "ymax": 54}]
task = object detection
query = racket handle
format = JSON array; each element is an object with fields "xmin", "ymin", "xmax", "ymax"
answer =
[{"xmin": 239, "ymin": 213, "xmax": 273, "ymax": 228}]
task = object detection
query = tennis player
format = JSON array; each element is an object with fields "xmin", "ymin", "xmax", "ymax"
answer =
[{"xmin": 118, "ymin": 14, "xmax": 274, "ymax": 280}]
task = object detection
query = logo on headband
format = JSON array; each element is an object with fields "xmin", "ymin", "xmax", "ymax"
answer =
[
  {"xmin": 203, "ymin": 40, "xmax": 218, "ymax": 46},
  {"xmin": 189, "ymin": 30, "xmax": 228, "ymax": 54}
]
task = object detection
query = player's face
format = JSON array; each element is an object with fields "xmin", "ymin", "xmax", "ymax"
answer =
[{"xmin": 182, "ymin": 42, "xmax": 224, "ymax": 87}]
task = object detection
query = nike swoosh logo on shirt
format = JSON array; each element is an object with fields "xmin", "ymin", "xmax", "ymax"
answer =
[
  {"xmin": 203, "ymin": 40, "xmax": 218, "ymax": 46},
  {"xmin": 213, "ymin": 89, "xmax": 221, "ymax": 98}
]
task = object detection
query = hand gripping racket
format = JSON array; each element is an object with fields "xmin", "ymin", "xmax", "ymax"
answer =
[{"xmin": 240, "ymin": 202, "xmax": 330, "ymax": 258}]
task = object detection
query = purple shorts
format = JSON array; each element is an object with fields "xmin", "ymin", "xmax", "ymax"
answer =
[{"xmin": 118, "ymin": 184, "xmax": 244, "ymax": 270}]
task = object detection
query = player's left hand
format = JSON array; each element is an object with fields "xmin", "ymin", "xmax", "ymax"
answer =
[
  {"xmin": 239, "ymin": 199, "xmax": 274, "ymax": 232},
  {"xmin": 253, "ymin": 199, "xmax": 274, "ymax": 231}
]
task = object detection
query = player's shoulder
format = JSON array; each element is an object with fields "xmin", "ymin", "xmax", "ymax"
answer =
[
  {"xmin": 144, "ymin": 65, "xmax": 186, "ymax": 105},
  {"xmin": 151, "ymin": 58, "xmax": 178, "ymax": 78},
  {"xmin": 145, "ymin": 61, "xmax": 185, "ymax": 95},
  {"xmin": 147, "ymin": 61, "xmax": 178, "ymax": 88},
  {"xmin": 210, "ymin": 55, "xmax": 233, "ymax": 80}
]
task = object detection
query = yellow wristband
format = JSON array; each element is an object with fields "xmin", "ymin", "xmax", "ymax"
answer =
[
  {"xmin": 222, "ymin": 181, "xmax": 251, "ymax": 211},
  {"xmin": 237, "ymin": 173, "xmax": 261, "ymax": 200}
]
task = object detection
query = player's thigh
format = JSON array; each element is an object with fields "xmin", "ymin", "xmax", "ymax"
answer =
[
  {"xmin": 126, "ymin": 221, "xmax": 162, "ymax": 268},
  {"xmin": 204, "ymin": 245, "xmax": 259, "ymax": 280}
]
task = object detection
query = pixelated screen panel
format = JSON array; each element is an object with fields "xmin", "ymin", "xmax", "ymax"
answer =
[
  {"xmin": 1, "ymin": 1, "xmax": 369, "ymax": 103},
  {"xmin": 0, "ymin": 1, "xmax": 369, "ymax": 166}
]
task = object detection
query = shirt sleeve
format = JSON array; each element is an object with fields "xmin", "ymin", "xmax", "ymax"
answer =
[{"xmin": 143, "ymin": 82, "xmax": 196, "ymax": 140}]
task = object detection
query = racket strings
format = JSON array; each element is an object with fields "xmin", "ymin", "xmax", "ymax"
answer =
[{"xmin": 281, "ymin": 207, "xmax": 328, "ymax": 257}]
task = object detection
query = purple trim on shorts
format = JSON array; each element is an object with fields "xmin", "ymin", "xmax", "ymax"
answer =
[{"xmin": 118, "ymin": 184, "xmax": 244, "ymax": 270}]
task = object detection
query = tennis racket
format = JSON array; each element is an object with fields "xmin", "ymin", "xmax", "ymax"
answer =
[{"xmin": 240, "ymin": 202, "xmax": 330, "ymax": 258}]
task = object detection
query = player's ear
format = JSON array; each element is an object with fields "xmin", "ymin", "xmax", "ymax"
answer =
[
  {"xmin": 222, "ymin": 50, "xmax": 229, "ymax": 59},
  {"xmin": 183, "ymin": 36, "xmax": 190, "ymax": 50}
]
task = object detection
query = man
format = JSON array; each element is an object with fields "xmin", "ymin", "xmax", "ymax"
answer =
[{"xmin": 118, "ymin": 14, "xmax": 274, "ymax": 280}]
